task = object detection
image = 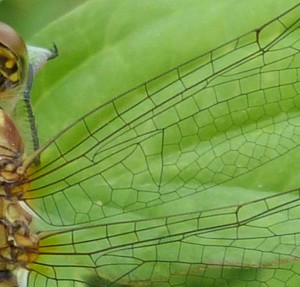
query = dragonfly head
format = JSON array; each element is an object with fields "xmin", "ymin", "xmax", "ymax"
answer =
[{"xmin": 0, "ymin": 22, "xmax": 28, "ymax": 99}]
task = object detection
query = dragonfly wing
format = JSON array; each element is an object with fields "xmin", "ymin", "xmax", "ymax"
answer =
[
  {"xmin": 23, "ymin": 4, "xmax": 300, "ymax": 228},
  {"xmin": 26, "ymin": 188, "xmax": 300, "ymax": 286}
]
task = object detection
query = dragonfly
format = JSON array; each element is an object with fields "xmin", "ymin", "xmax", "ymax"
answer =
[{"xmin": 0, "ymin": 2, "xmax": 299, "ymax": 287}]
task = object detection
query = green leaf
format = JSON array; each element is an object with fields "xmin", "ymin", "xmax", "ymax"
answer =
[{"xmin": 1, "ymin": 1, "xmax": 300, "ymax": 287}]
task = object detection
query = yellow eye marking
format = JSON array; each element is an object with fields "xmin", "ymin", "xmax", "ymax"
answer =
[
  {"xmin": 5, "ymin": 60, "xmax": 14, "ymax": 69},
  {"xmin": 0, "ymin": 22, "xmax": 28, "ymax": 92}
]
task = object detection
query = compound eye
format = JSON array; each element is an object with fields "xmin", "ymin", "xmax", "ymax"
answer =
[{"xmin": 0, "ymin": 22, "xmax": 28, "ymax": 92}]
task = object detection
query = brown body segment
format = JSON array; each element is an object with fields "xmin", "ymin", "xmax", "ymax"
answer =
[
  {"xmin": 0, "ymin": 109, "xmax": 39, "ymax": 287},
  {"xmin": 0, "ymin": 109, "xmax": 24, "ymax": 183}
]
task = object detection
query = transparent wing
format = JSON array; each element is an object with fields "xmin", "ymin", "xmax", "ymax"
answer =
[
  {"xmin": 16, "ymin": 4, "xmax": 300, "ymax": 287},
  {"xmin": 23, "ymin": 4, "xmax": 300, "ymax": 227},
  {"xmin": 27, "ymin": 188, "xmax": 300, "ymax": 286}
]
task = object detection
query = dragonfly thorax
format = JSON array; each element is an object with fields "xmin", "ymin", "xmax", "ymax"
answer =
[{"xmin": 0, "ymin": 109, "xmax": 24, "ymax": 184}]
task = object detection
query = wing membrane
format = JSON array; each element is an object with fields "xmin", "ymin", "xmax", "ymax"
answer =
[
  {"xmin": 22, "ymin": 4, "xmax": 300, "ymax": 227},
  {"xmin": 26, "ymin": 188, "xmax": 300, "ymax": 286}
]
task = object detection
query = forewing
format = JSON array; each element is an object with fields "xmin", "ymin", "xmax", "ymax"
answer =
[{"xmin": 22, "ymin": 4, "xmax": 300, "ymax": 228}]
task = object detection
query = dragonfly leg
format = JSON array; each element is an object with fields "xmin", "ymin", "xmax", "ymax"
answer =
[{"xmin": 24, "ymin": 43, "xmax": 58, "ymax": 165}]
